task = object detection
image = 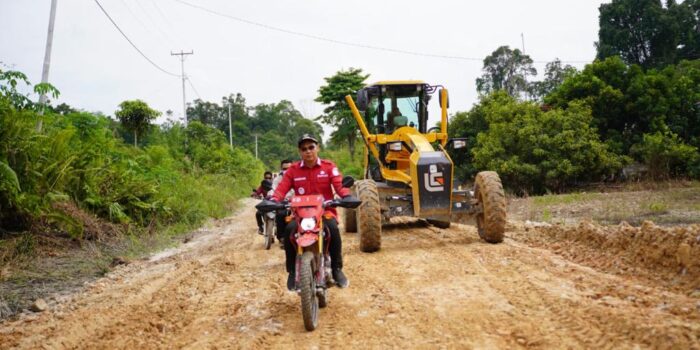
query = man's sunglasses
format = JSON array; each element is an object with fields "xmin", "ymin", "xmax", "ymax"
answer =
[{"xmin": 299, "ymin": 144, "xmax": 316, "ymax": 152}]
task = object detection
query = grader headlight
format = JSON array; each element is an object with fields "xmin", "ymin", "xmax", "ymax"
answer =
[{"xmin": 388, "ymin": 142, "xmax": 402, "ymax": 151}]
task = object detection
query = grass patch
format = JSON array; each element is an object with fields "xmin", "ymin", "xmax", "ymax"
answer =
[
  {"xmin": 644, "ymin": 201, "xmax": 669, "ymax": 214},
  {"xmin": 511, "ymin": 182, "xmax": 700, "ymax": 226},
  {"xmin": 533, "ymin": 192, "xmax": 602, "ymax": 206},
  {"xmin": 541, "ymin": 208, "xmax": 552, "ymax": 222}
]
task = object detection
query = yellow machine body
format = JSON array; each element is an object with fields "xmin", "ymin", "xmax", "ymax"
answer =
[{"xmin": 346, "ymin": 82, "xmax": 472, "ymax": 223}]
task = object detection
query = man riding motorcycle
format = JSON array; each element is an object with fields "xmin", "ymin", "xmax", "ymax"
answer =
[
  {"xmin": 270, "ymin": 159, "xmax": 294, "ymax": 246},
  {"xmin": 270, "ymin": 134, "xmax": 352, "ymax": 291},
  {"xmin": 253, "ymin": 172, "xmax": 273, "ymax": 234}
]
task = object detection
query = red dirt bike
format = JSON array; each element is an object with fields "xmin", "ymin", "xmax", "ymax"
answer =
[{"xmin": 256, "ymin": 176, "xmax": 360, "ymax": 331}]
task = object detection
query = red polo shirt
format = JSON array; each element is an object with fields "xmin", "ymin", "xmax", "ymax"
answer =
[{"xmin": 271, "ymin": 158, "xmax": 351, "ymax": 218}]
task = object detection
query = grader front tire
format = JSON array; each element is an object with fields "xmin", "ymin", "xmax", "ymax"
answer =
[
  {"xmin": 474, "ymin": 171, "xmax": 506, "ymax": 243},
  {"xmin": 356, "ymin": 180, "xmax": 382, "ymax": 253}
]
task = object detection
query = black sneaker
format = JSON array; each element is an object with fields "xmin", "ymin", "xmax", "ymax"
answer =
[
  {"xmin": 257, "ymin": 227, "xmax": 264, "ymax": 235},
  {"xmin": 332, "ymin": 269, "xmax": 349, "ymax": 288},
  {"xmin": 287, "ymin": 272, "xmax": 295, "ymax": 291}
]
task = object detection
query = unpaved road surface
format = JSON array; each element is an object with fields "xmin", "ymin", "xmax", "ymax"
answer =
[{"xmin": 1, "ymin": 199, "xmax": 699, "ymax": 349}]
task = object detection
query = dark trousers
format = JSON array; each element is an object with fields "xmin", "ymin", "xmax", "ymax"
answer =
[
  {"xmin": 255, "ymin": 211, "xmax": 264, "ymax": 230},
  {"xmin": 284, "ymin": 217, "xmax": 342, "ymax": 273},
  {"xmin": 275, "ymin": 211, "xmax": 287, "ymax": 240}
]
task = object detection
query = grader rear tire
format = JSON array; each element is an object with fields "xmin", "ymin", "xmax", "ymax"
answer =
[
  {"xmin": 474, "ymin": 171, "xmax": 506, "ymax": 243},
  {"xmin": 356, "ymin": 180, "xmax": 381, "ymax": 252}
]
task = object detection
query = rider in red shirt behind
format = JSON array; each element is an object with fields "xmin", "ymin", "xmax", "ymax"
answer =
[{"xmin": 271, "ymin": 134, "xmax": 351, "ymax": 290}]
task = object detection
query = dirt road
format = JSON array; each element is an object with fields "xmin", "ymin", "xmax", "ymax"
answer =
[{"xmin": 1, "ymin": 198, "xmax": 699, "ymax": 349}]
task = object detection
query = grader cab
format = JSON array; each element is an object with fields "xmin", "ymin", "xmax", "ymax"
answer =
[{"xmin": 343, "ymin": 81, "xmax": 506, "ymax": 252}]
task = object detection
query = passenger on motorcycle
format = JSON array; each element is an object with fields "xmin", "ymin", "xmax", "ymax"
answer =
[
  {"xmin": 270, "ymin": 159, "xmax": 294, "ymax": 245},
  {"xmin": 253, "ymin": 174, "xmax": 273, "ymax": 234},
  {"xmin": 252, "ymin": 171, "xmax": 273, "ymax": 199},
  {"xmin": 271, "ymin": 134, "xmax": 352, "ymax": 290}
]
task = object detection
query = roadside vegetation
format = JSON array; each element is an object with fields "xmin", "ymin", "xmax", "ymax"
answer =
[{"xmin": 0, "ymin": 70, "xmax": 263, "ymax": 317}]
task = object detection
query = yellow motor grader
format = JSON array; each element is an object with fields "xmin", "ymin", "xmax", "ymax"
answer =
[{"xmin": 343, "ymin": 81, "xmax": 506, "ymax": 252}]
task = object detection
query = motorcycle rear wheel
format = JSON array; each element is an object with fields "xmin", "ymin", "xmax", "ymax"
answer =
[{"xmin": 300, "ymin": 251, "xmax": 319, "ymax": 331}]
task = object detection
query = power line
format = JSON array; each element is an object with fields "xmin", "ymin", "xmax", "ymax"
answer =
[
  {"xmin": 149, "ymin": 0, "xmax": 191, "ymax": 48},
  {"xmin": 131, "ymin": 0, "xmax": 179, "ymax": 48},
  {"xmin": 186, "ymin": 76, "xmax": 202, "ymax": 100},
  {"xmin": 171, "ymin": 0, "xmax": 589, "ymax": 64},
  {"xmin": 94, "ymin": 0, "xmax": 179, "ymax": 77}
]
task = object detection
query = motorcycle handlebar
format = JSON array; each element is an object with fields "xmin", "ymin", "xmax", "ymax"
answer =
[{"xmin": 255, "ymin": 196, "xmax": 361, "ymax": 213}]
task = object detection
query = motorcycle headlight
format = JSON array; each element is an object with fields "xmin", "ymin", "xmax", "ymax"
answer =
[{"xmin": 300, "ymin": 217, "xmax": 316, "ymax": 231}]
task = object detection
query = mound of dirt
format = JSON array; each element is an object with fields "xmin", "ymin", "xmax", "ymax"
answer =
[
  {"xmin": 512, "ymin": 220, "xmax": 700, "ymax": 293},
  {"xmin": 50, "ymin": 201, "xmax": 122, "ymax": 240}
]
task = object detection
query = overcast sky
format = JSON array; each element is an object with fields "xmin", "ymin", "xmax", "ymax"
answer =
[{"xmin": 1, "ymin": 0, "xmax": 609, "ymax": 136}]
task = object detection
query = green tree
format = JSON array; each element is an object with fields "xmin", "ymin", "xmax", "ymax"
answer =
[
  {"xmin": 471, "ymin": 92, "xmax": 623, "ymax": 194},
  {"xmin": 529, "ymin": 59, "xmax": 578, "ymax": 101},
  {"xmin": 670, "ymin": 0, "xmax": 700, "ymax": 62},
  {"xmin": 50, "ymin": 102, "xmax": 77, "ymax": 115},
  {"xmin": 476, "ymin": 46, "xmax": 537, "ymax": 98},
  {"xmin": 0, "ymin": 69, "xmax": 59, "ymax": 111},
  {"xmin": 546, "ymin": 57, "xmax": 700, "ymax": 154},
  {"xmin": 447, "ymin": 97, "xmax": 491, "ymax": 181},
  {"xmin": 187, "ymin": 99, "xmax": 224, "ymax": 128},
  {"xmin": 596, "ymin": 0, "xmax": 700, "ymax": 68},
  {"xmin": 115, "ymin": 100, "xmax": 160, "ymax": 147},
  {"xmin": 315, "ymin": 68, "xmax": 369, "ymax": 160}
]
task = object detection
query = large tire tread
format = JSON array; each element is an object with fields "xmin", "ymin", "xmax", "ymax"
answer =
[
  {"xmin": 474, "ymin": 171, "xmax": 506, "ymax": 244},
  {"xmin": 356, "ymin": 180, "xmax": 382, "ymax": 252}
]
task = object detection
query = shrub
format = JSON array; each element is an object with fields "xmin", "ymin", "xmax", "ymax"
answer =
[
  {"xmin": 471, "ymin": 92, "xmax": 623, "ymax": 194},
  {"xmin": 630, "ymin": 129, "xmax": 699, "ymax": 180}
]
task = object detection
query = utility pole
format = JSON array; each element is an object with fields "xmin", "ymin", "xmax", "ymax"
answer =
[
  {"xmin": 521, "ymin": 33, "xmax": 525, "ymax": 53},
  {"xmin": 254, "ymin": 134, "xmax": 258, "ymax": 159},
  {"xmin": 37, "ymin": 0, "xmax": 58, "ymax": 132},
  {"xmin": 171, "ymin": 50, "xmax": 193, "ymax": 126},
  {"xmin": 228, "ymin": 103, "xmax": 233, "ymax": 150}
]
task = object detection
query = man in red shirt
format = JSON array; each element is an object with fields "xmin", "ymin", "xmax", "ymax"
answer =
[{"xmin": 271, "ymin": 134, "xmax": 351, "ymax": 290}]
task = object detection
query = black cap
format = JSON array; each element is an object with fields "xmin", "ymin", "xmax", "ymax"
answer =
[{"xmin": 297, "ymin": 133, "xmax": 318, "ymax": 147}]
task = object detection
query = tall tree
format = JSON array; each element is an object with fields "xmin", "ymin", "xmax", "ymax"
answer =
[
  {"xmin": 529, "ymin": 59, "xmax": 578, "ymax": 101},
  {"xmin": 476, "ymin": 46, "xmax": 537, "ymax": 98},
  {"xmin": 596, "ymin": 0, "xmax": 699, "ymax": 68},
  {"xmin": 315, "ymin": 68, "xmax": 369, "ymax": 160},
  {"xmin": 187, "ymin": 99, "xmax": 223, "ymax": 128},
  {"xmin": 115, "ymin": 100, "xmax": 160, "ymax": 147}
]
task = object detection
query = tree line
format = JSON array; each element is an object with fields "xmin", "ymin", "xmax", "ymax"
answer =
[
  {"xmin": 0, "ymin": 70, "xmax": 262, "ymax": 247},
  {"xmin": 449, "ymin": 0, "xmax": 699, "ymax": 194}
]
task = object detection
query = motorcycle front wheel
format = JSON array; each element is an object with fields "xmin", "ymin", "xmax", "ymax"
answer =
[
  {"xmin": 264, "ymin": 219, "xmax": 275, "ymax": 250},
  {"xmin": 299, "ymin": 251, "xmax": 319, "ymax": 331}
]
